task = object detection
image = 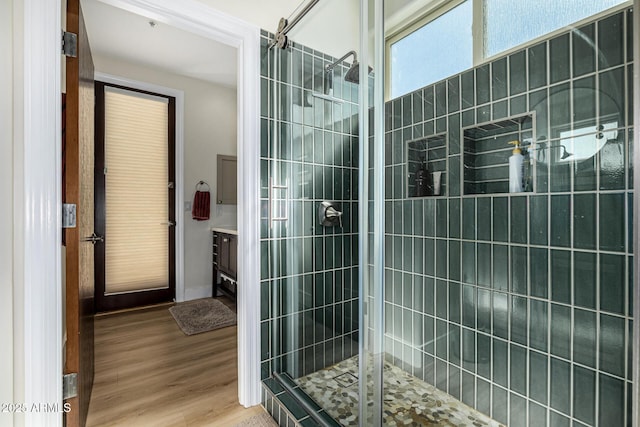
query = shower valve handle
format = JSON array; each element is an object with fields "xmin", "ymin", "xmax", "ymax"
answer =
[{"xmin": 325, "ymin": 206, "xmax": 343, "ymax": 227}]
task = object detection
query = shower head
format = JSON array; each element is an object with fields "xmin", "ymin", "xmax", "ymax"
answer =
[
  {"xmin": 560, "ymin": 145, "xmax": 572, "ymax": 160},
  {"xmin": 343, "ymin": 60, "xmax": 373, "ymax": 84},
  {"xmin": 326, "ymin": 50, "xmax": 372, "ymax": 85}
]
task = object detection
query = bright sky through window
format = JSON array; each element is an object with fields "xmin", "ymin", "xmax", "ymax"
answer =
[
  {"xmin": 484, "ymin": 0, "xmax": 626, "ymax": 57},
  {"xmin": 390, "ymin": 0, "xmax": 472, "ymax": 99}
]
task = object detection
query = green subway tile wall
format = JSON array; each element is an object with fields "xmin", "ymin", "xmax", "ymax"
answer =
[
  {"xmin": 383, "ymin": 8, "xmax": 633, "ymax": 427},
  {"xmin": 259, "ymin": 31, "xmax": 360, "ymax": 382}
]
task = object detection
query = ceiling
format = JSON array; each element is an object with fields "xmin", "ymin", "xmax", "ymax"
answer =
[
  {"xmin": 82, "ymin": 0, "xmax": 239, "ymax": 88},
  {"xmin": 80, "ymin": 0, "xmax": 425, "ymax": 87}
]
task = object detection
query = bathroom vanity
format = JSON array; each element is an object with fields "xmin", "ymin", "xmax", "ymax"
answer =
[{"xmin": 211, "ymin": 227, "xmax": 237, "ymax": 300}]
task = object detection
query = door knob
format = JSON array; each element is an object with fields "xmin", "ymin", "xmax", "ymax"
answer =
[{"xmin": 83, "ymin": 232, "xmax": 104, "ymax": 245}]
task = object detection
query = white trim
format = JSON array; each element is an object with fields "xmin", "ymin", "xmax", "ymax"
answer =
[
  {"xmin": 95, "ymin": 71, "xmax": 186, "ymax": 303},
  {"xmin": 17, "ymin": 0, "xmax": 63, "ymax": 425},
  {"xmin": 93, "ymin": 0, "xmax": 262, "ymax": 407}
]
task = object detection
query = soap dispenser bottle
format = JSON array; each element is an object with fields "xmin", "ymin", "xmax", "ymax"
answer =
[
  {"xmin": 508, "ymin": 140, "xmax": 524, "ymax": 193},
  {"xmin": 415, "ymin": 158, "xmax": 431, "ymax": 197}
]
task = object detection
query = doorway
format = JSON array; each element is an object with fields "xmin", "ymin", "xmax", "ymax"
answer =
[
  {"xmin": 15, "ymin": 1, "xmax": 262, "ymax": 424},
  {"xmin": 94, "ymin": 82, "xmax": 177, "ymax": 312}
]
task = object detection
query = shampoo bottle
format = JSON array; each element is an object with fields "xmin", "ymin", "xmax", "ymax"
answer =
[{"xmin": 508, "ymin": 140, "xmax": 524, "ymax": 193}]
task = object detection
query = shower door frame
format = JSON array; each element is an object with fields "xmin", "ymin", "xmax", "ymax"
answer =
[{"xmin": 632, "ymin": 1, "xmax": 640, "ymax": 425}]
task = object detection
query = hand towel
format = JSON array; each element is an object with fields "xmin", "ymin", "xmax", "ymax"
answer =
[{"xmin": 192, "ymin": 190, "xmax": 210, "ymax": 221}]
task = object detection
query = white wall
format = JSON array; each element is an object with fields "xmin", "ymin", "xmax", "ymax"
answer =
[
  {"xmin": 285, "ymin": 0, "xmax": 360, "ymax": 59},
  {"xmin": 1, "ymin": 0, "xmax": 15, "ymax": 425},
  {"xmin": 196, "ymin": 0, "xmax": 360, "ymax": 59},
  {"xmin": 93, "ymin": 55, "xmax": 238, "ymax": 301}
]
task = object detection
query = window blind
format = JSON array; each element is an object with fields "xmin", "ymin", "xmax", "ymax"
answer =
[{"xmin": 104, "ymin": 87, "xmax": 169, "ymax": 294}]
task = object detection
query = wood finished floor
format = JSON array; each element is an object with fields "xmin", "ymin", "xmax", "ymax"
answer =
[{"xmin": 87, "ymin": 298, "xmax": 264, "ymax": 427}]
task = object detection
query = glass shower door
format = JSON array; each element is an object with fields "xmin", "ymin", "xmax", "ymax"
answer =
[
  {"xmin": 260, "ymin": 1, "xmax": 375, "ymax": 424},
  {"xmin": 376, "ymin": 0, "xmax": 635, "ymax": 426}
]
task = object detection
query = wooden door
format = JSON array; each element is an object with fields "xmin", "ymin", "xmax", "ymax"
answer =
[{"xmin": 64, "ymin": 0, "xmax": 95, "ymax": 426}]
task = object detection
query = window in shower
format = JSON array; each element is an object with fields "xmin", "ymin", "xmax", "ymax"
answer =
[
  {"xmin": 388, "ymin": 0, "xmax": 473, "ymax": 99},
  {"xmin": 388, "ymin": 0, "xmax": 628, "ymax": 99},
  {"xmin": 483, "ymin": 0, "xmax": 628, "ymax": 58}
]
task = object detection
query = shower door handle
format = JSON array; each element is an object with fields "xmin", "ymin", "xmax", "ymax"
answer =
[{"xmin": 268, "ymin": 178, "xmax": 289, "ymax": 228}]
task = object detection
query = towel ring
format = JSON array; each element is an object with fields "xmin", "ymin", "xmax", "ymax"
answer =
[{"xmin": 195, "ymin": 180, "xmax": 210, "ymax": 192}]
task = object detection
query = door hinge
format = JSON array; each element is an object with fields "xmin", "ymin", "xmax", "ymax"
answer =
[
  {"xmin": 62, "ymin": 31, "xmax": 77, "ymax": 57},
  {"xmin": 168, "ymin": 182, "xmax": 174, "ymax": 189},
  {"xmin": 62, "ymin": 203, "xmax": 77, "ymax": 228},
  {"xmin": 63, "ymin": 373, "xmax": 78, "ymax": 400}
]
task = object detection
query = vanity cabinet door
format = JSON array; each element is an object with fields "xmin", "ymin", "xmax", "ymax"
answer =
[
  {"xmin": 229, "ymin": 235, "xmax": 237, "ymax": 278},
  {"xmin": 218, "ymin": 234, "xmax": 231, "ymax": 274}
]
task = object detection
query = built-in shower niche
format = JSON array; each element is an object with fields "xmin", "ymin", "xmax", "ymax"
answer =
[
  {"xmin": 406, "ymin": 133, "xmax": 447, "ymax": 198},
  {"xmin": 463, "ymin": 114, "xmax": 535, "ymax": 195}
]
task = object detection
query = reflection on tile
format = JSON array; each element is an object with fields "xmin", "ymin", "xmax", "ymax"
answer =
[
  {"xmin": 550, "ymin": 195, "xmax": 570, "ymax": 247},
  {"xmin": 550, "ymin": 34, "xmax": 570, "ymax": 84},
  {"xmin": 477, "ymin": 198, "xmax": 492, "ymax": 241},
  {"xmin": 550, "ymin": 357, "xmax": 570, "ymax": 415},
  {"xmin": 574, "ymin": 252, "xmax": 597, "ymax": 309},
  {"xmin": 528, "ymin": 42, "xmax": 547, "ymax": 90},
  {"xmin": 493, "ymin": 339, "xmax": 508, "ymax": 387},
  {"xmin": 573, "ymin": 24, "xmax": 596, "ymax": 77},
  {"xmin": 510, "ymin": 196, "xmax": 527, "ymax": 244},
  {"xmin": 600, "ymin": 136, "xmax": 626, "ymax": 190},
  {"xmin": 511, "ymin": 246, "xmax": 527, "ymax": 295},
  {"xmin": 461, "ymin": 70, "xmax": 475, "ymax": 109},
  {"xmin": 600, "ymin": 193, "xmax": 625, "ymax": 252},
  {"xmin": 530, "ymin": 247, "xmax": 549, "ymax": 299},
  {"xmin": 509, "ymin": 51, "xmax": 526, "ymax": 96},
  {"xmin": 551, "ymin": 250, "xmax": 571, "ymax": 304},
  {"xmin": 528, "ymin": 401, "xmax": 547, "ymax": 427},
  {"xmin": 529, "ymin": 350, "xmax": 548, "ymax": 405},
  {"xmin": 492, "ymin": 58, "xmax": 508, "ymax": 101},
  {"xmin": 492, "ymin": 197, "xmax": 508, "ymax": 242},
  {"xmin": 550, "ymin": 304, "xmax": 571, "ymax": 359},
  {"xmin": 598, "ymin": 12, "xmax": 624, "ymax": 70},
  {"xmin": 529, "ymin": 300, "xmax": 548, "ymax": 352},
  {"xmin": 573, "ymin": 193, "xmax": 596, "ymax": 249},
  {"xmin": 599, "ymin": 314, "xmax": 625, "ymax": 377},
  {"xmin": 530, "ymin": 195, "xmax": 548, "ymax": 245},
  {"xmin": 573, "ymin": 309, "xmax": 596, "ymax": 368},
  {"xmin": 598, "ymin": 373, "xmax": 625, "ymax": 426},
  {"xmin": 476, "ymin": 64, "xmax": 491, "ymax": 105},
  {"xmin": 600, "ymin": 253, "xmax": 625, "ymax": 315},
  {"xmin": 573, "ymin": 366, "xmax": 595, "ymax": 425},
  {"xmin": 600, "ymin": 67, "xmax": 625, "ymax": 127}
]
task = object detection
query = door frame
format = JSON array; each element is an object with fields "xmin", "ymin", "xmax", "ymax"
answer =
[
  {"xmin": 91, "ymin": 0, "xmax": 263, "ymax": 409},
  {"xmin": 94, "ymin": 75, "xmax": 183, "ymax": 311},
  {"xmin": 19, "ymin": 0, "xmax": 261, "ymax": 424}
]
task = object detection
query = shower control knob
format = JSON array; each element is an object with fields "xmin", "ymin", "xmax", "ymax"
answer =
[
  {"xmin": 325, "ymin": 206, "xmax": 343, "ymax": 219},
  {"xmin": 318, "ymin": 201, "xmax": 343, "ymax": 228}
]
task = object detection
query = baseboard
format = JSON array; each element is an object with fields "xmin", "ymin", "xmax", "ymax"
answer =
[{"xmin": 184, "ymin": 285, "xmax": 212, "ymax": 301}]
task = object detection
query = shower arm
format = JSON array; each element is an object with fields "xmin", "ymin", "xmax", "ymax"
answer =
[
  {"xmin": 270, "ymin": 0, "xmax": 320, "ymax": 49},
  {"xmin": 325, "ymin": 50, "xmax": 358, "ymax": 73}
]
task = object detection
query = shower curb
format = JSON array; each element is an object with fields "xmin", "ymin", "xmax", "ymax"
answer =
[{"xmin": 262, "ymin": 377, "xmax": 340, "ymax": 427}]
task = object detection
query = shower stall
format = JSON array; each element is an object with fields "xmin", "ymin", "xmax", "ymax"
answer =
[{"xmin": 259, "ymin": 0, "xmax": 639, "ymax": 426}]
